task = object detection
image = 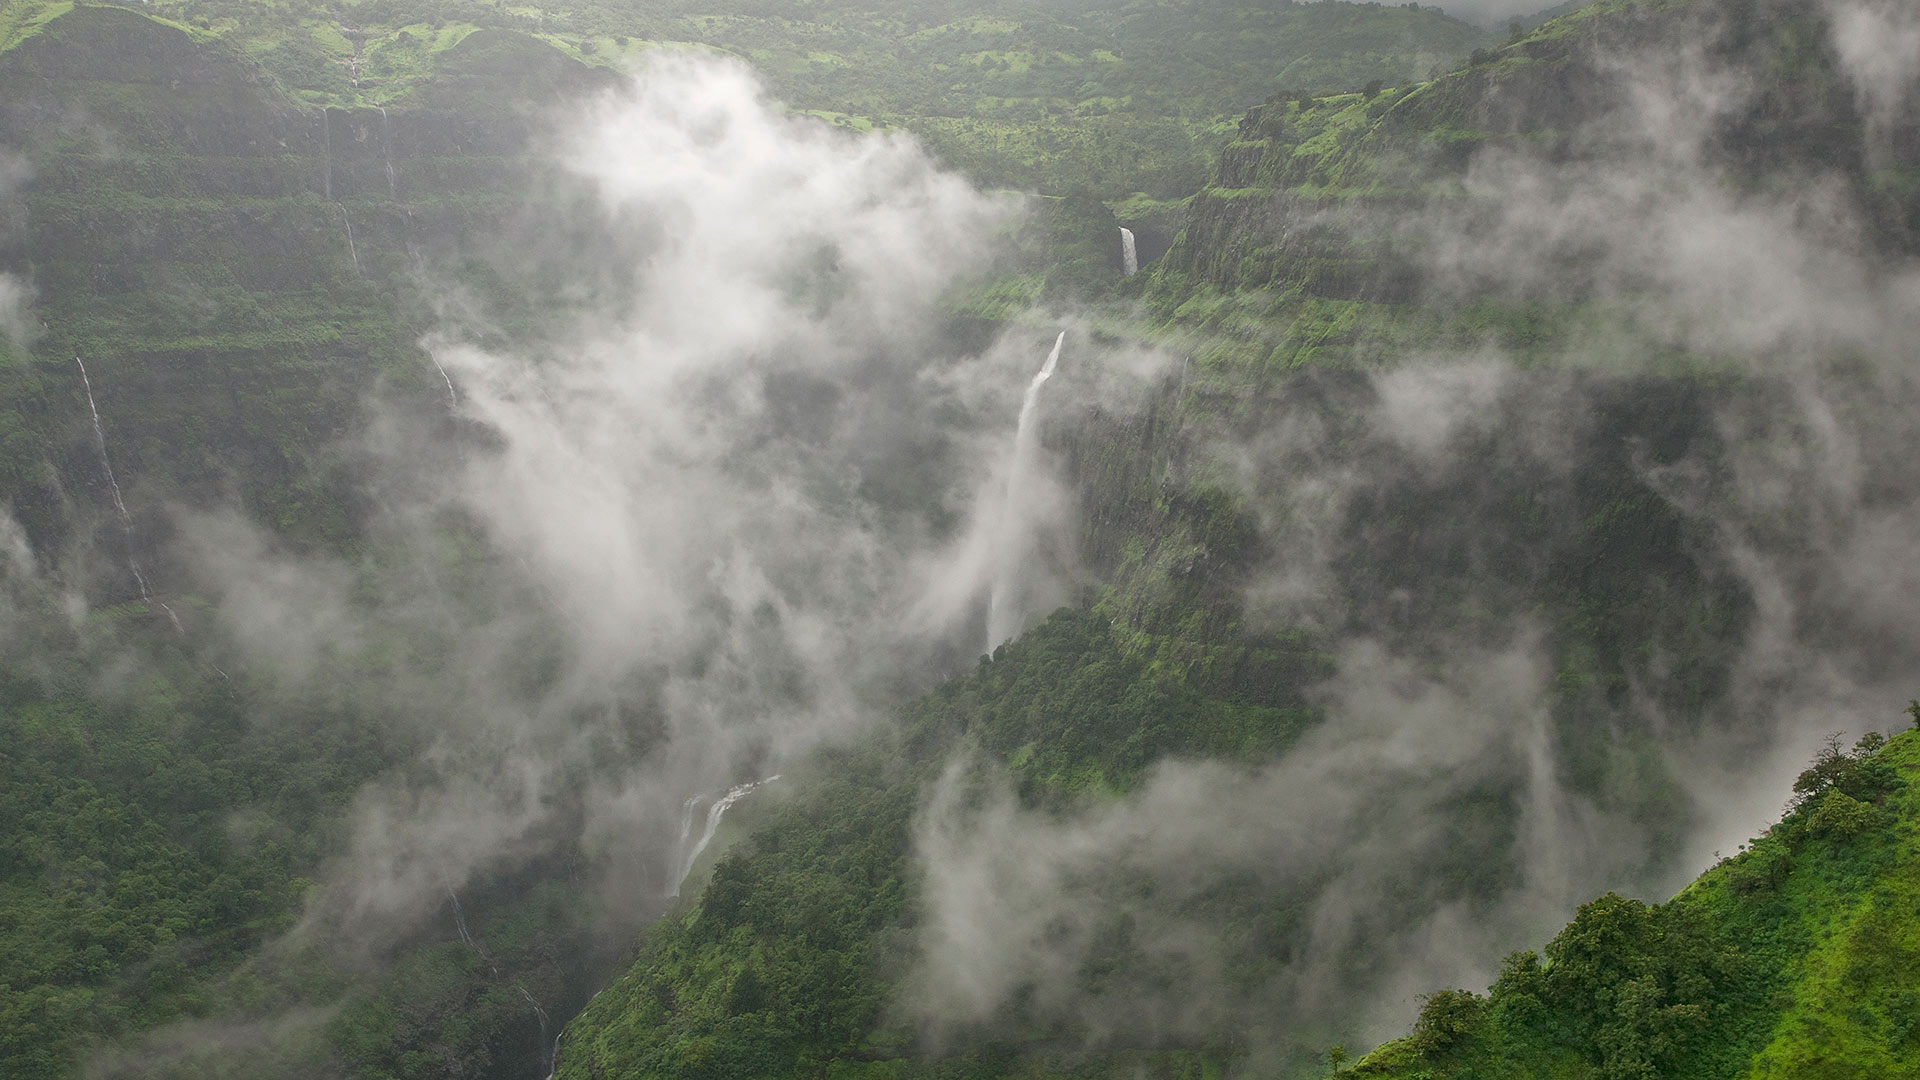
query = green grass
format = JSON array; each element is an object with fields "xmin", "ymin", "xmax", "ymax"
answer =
[{"xmin": 0, "ymin": 0, "xmax": 71, "ymax": 53}]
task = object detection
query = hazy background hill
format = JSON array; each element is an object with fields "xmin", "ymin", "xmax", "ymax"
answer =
[{"xmin": 0, "ymin": 0, "xmax": 1498, "ymax": 255}]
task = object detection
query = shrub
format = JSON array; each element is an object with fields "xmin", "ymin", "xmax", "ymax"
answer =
[
  {"xmin": 1412, "ymin": 988, "xmax": 1486, "ymax": 1054},
  {"xmin": 1808, "ymin": 789, "xmax": 1878, "ymax": 838}
]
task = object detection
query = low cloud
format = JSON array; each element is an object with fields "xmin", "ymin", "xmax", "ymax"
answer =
[
  {"xmin": 905, "ymin": 0, "xmax": 1920, "ymax": 1058},
  {"xmin": 146, "ymin": 54, "xmax": 1163, "ymax": 972},
  {"xmin": 908, "ymin": 635, "xmax": 1624, "ymax": 1052},
  {"xmin": 0, "ymin": 272, "xmax": 33, "ymax": 347}
]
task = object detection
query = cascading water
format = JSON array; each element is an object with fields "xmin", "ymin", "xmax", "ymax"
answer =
[
  {"xmin": 1120, "ymin": 226, "xmax": 1138, "ymax": 276},
  {"xmin": 985, "ymin": 331, "xmax": 1064, "ymax": 653},
  {"xmin": 446, "ymin": 883, "xmax": 553, "ymax": 1071},
  {"xmin": 75, "ymin": 355, "xmax": 181, "ymax": 631},
  {"xmin": 404, "ymin": 211, "xmax": 423, "ymax": 270},
  {"xmin": 518, "ymin": 985, "xmax": 552, "ymax": 1070},
  {"xmin": 675, "ymin": 793, "xmax": 701, "ymax": 854},
  {"xmin": 337, "ymin": 203, "xmax": 362, "ymax": 276},
  {"xmin": 669, "ymin": 777, "xmax": 780, "ymax": 897},
  {"xmin": 75, "ymin": 355, "xmax": 130, "ymax": 523},
  {"xmin": 430, "ymin": 356, "xmax": 457, "ymax": 408},
  {"xmin": 445, "ymin": 884, "xmax": 492, "ymax": 972},
  {"xmin": 377, "ymin": 106, "xmax": 397, "ymax": 200},
  {"xmin": 320, "ymin": 107, "xmax": 333, "ymax": 202}
]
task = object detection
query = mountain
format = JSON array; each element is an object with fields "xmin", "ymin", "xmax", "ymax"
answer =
[
  {"xmin": 0, "ymin": 3, "xmax": 1500, "ymax": 1076},
  {"xmin": 1354, "ymin": 726, "xmax": 1920, "ymax": 1079},
  {"xmin": 1145, "ymin": 0, "xmax": 1919, "ymax": 366},
  {"xmin": 550, "ymin": 0, "xmax": 1920, "ymax": 1075},
  {"xmin": 0, "ymin": 0, "xmax": 1916, "ymax": 1075}
]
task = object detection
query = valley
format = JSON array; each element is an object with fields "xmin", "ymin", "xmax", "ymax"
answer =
[{"xmin": 0, "ymin": 0, "xmax": 1916, "ymax": 1077}]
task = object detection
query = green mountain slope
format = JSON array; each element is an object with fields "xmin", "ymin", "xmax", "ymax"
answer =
[
  {"xmin": 0, "ymin": 3, "xmax": 616, "ymax": 560},
  {"xmin": 1352, "ymin": 726, "xmax": 1920, "ymax": 1080},
  {"xmin": 552, "ymin": 612, "xmax": 1920, "ymax": 1080},
  {"xmin": 0, "ymin": 0, "xmax": 1495, "ymax": 243},
  {"xmin": 546, "ymin": 0, "xmax": 1920, "ymax": 1075},
  {"xmin": 557, "ymin": 609, "xmax": 1331, "ymax": 1079},
  {"xmin": 1143, "ymin": 0, "xmax": 1920, "ymax": 368},
  {"xmin": 0, "ymin": 10, "xmax": 623, "ymax": 1076},
  {"xmin": 0, "ymin": 0, "xmax": 1915, "ymax": 1074}
]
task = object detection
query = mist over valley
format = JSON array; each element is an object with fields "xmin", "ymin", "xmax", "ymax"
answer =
[{"xmin": 0, "ymin": 0, "xmax": 1917, "ymax": 1077}]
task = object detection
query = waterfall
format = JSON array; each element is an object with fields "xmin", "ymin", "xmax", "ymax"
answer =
[
  {"xmin": 445, "ymin": 884, "xmax": 494, "ymax": 973},
  {"xmin": 75, "ymin": 355, "xmax": 182, "ymax": 632},
  {"xmin": 669, "ymin": 777, "xmax": 780, "ymax": 897},
  {"xmin": 446, "ymin": 883, "xmax": 552, "ymax": 1070},
  {"xmin": 377, "ymin": 106, "xmax": 397, "ymax": 200},
  {"xmin": 985, "ymin": 331, "xmax": 1064, "ymax": 653},
  {"xmin": 675, "ymin": 793, "xmax": 701, "ymax": 853},
  {"xmin": 517, "ymin": 984, "xmax": 551, "ymax": 1069},
  {"xmin": 544, "ymin": 983, "xmax": 615, "ymax": 1080},
  {"xmin": 337, "ymin": 203, "xmax": 362, "ymax": 276},
  {"xmin": 1120, "ymin": 226, "xmax": 1138, "ymax": 276},
  {"xmin": 75, "ymin": 355, "xmax": 130, "ymax": 523},
  {"xmin": 429, "ymin": 355, "xmax": 457, "ymax": 408},
  {"xmin": 321, "ymin": 107, "xmax": 332, "ymax": 201}
]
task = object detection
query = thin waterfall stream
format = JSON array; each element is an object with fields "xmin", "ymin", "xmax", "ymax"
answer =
[
  {"xmin": 320, "ymin": 107, "xmax": 333, "ymax": 201},
  {"xmin": 74, "ymin": 355, "xmax": 181, "ymax": 631},
  {"xmin": 985, "ymin": 330, "xmax": 1064, "ymax": 652},
  {"xmin": 669, "ymin": 777, "xmax": 780, "ymax": 898},
  {"xmin": 445, "ymin": 883, "xmax": 554, "ymax": 1075},
  {"xmin": 337, "ymin": 203, "xmax": 362, "ymax": 276},
  {"xmin": 377, "ymin": 106, "xmax": 397, "ymax": 200}
]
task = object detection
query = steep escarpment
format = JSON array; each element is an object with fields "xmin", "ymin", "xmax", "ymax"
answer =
[
  {"xmin": 5, "ymin": 1, "xmax": 1919, "ymax": 1078},
  {"xmin": 551, "ymin": 1, "xmax": 1920, "ymax": 1077},
  {"xmin": 1352, "ymin": 726, "xmax": 1920, "ymax": 1080},
  {"xmin": 0, "ymin": 11, "xmax": 626, "ymax": 1078},
  {"xmin": 0, "ymin": 5, "xmax": 612, "ymax": 585},
  {"xmin": 1147, "ymin": 0, "xmax": 1919, "ymax": 370}
]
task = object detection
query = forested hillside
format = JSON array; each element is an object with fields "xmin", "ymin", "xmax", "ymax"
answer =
[
  {"xmin": 0, "ymin": 0, "xmax": 1495, "ymax": 253},
  {"xmin": 0, "ymin": 0, "xmax": 1917, "ymax": 1076},
  {"xmin": 0, "ymin": 2, "xmax": 1496, "ymax": 1074},
  {"xmin": 556, "ymin": 0, "xmax": 1920, "ymax": 1075},
  {"xmin": 1355, "ymin": 725, "xmax": 1920, "ymax": 1079}
]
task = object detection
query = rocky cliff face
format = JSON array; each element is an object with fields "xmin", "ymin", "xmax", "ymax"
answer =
[
  {"xmin": 1148, "ymin": 0, "xmax": 1920, "ymax": 369},
  {"xmin": 0, "ymin": 6, "xmax": 613, "ymax": 601}
]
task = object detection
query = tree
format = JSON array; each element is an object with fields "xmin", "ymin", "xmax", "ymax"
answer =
[
  {"xmin": 1808, "ymin": 789, "xmax": 1877, "ymax": 838},
  {"xmin": 1362, "ymin": 79, "xmax": 1384, "ymax": 100},
  {"xmin": 1791, "ymin": 731, "xmax": 1902, "ymax": 817},
  {"xmin": 1727, "ymin": 833, "xmax": 1792, "ymax": 894},
  {"xmin": 1412, "ymin": 988, "xmax": 1486, "ymax": 1054},
  {"xmin": 1790, "ymin": 733, "xmax": 1851, "ymax": 812}
]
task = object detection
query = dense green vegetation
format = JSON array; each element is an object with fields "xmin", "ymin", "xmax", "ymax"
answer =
[
  {"xmin": 0, "ymin": 651, "xmax": 389, "ymax": 1077},
  {"xmin": 3, "ymin": 0, "xmax": 1918, "ymax": 1075},
  {"xmin": 1351, "ymin": 727, "xmax": 1920, "ymax": 1079},
  {"xmin": 553, "ymin": 604, "xmax": 1920, "ymax": 1080},
  {"xmin": 1140, "ymin": 0, "xmax": 1919, "ymax": 368},
  {"xmin": 546, "ymin": 0, "xmax": 1920, "ymax": 1074},
  {"xmin": 0, "ymin": 0, "xmax": 1495, "ymax": 224},
  {"xmin": 559, "ymin": 608, "xmax": 1329, "ymax": 1079}
]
